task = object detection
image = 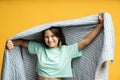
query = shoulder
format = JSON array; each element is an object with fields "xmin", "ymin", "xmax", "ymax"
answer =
[
  {"xmin": 29, "ymin": 41, "xmax": 43, "ymax": 45},
  {"xmin": 28, "ymin": 41, "xmax": 45, "ymax": 54},
  {"xmin": 60, "ymin": 43, "xmax": 77, "ymax": 50},
  {"xmin": 65, "ymin": 43, "xmax": 78, "ymax": 48},
  {"xmin": 28, "ymin": 41, "xmax": 45, "ymax": 49}
]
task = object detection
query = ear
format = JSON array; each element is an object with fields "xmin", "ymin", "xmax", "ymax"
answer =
[
  {"xmin": 58, "ymin": 39, "xmax": 62, "ymax": 47},
  {"xmin": 57, "ymin": 37, "xmax": 60, "ymax": 40}
]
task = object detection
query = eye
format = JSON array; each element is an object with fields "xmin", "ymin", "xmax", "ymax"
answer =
[
  {"xmin": 51, "ymin": 35, "xmax": 55, "ymax": 38},
  {"xmin": 44, "ymin": 36, "xmax": 48, "ymax": 38}
]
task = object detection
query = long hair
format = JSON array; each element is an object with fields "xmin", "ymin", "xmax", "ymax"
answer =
[{"xmin": 41, "ymin": 27, "xmax": 66, "ymax": 47}]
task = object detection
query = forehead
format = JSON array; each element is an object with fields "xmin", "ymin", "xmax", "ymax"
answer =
[{"xmin": 44, "ymin": 30, "xmax": 54, "ymax": 36}]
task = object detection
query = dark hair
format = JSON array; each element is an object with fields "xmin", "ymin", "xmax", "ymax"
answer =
[{"xmin": 41, "ymin": 27, "xmax": 66, "ymax": 47}]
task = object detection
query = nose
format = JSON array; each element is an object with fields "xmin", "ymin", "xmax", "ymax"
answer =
[{"xmin": 48, "ymin": 37, "xmax": 52, "ymax": 42}]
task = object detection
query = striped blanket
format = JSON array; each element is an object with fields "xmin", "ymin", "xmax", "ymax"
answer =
[{"xmin": 1, "ymin": 12, "xmax": 114, "ymax": 80}]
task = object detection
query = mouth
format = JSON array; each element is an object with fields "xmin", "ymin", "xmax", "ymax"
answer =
[{"xmin": 48, "ymin": 42, "xmax": 54, "ymax": 45}]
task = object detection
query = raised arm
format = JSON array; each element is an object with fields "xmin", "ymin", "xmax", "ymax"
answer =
[
  {"xmin": 6, "ymin": 39, "xmax": 29, "ymax": 51},
  {"xmin": 78, "ymin": 12, "xmax": 104, "ymax": 50}
]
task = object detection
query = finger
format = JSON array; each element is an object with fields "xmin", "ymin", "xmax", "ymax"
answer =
[
  {"xmin": 98, "ymin": 13, "xmax": 103, "ymax": 19},
  {"xmin": 6, "ymin": 40, "xmax": 14, "ymax": 47},
  {"xmin": 7, "ymin": 40, "xmax": 13, "ymax": 44},
  {"xmin": 7, "ymin": 40, "xmax": 12, "ymax": 43},
  {"xmin": 8, "ymin": 46, "xmax": 14, "ymax": 50},
  {"xmin": 7, "ymin": 45, "xmax": 13, "ymax": 49},
  {"xmin": 7, "ymin": 43, "xmax": 13, "ymax": 48},
  {"xmin": 100, "ymin": 12, "xmax": 104, "ymax": 18},
  {"xmin": 98, "ymin": 12, "xmax": 104, "ymax": 23},
  {"xmin": 6, "ymin": 43, "xmax": 14, "ymax": 51}
]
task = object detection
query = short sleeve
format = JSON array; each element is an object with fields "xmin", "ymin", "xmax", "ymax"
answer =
[
  {"xmin": 67, "ymin": 43, "xmax": 83, "ymax": 58},
  {"xmin": 28, "ymin": 41, "xmax": 43, "ymax": 54}
]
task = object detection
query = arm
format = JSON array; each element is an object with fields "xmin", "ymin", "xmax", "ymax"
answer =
[
  {"xmin": 12, "ymin": 39, "xmax": 29, "ymax": 47},
  {"xmin": 78, "ymin": 12, "xmax": 104, "ymax": 50},
  {"xmin": 6, "ymin": 39, "xmax": 29, "ymax": 51}
]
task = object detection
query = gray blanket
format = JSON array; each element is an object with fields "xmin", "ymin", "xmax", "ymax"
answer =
[{"xmin": 1, "ymin": 12, "xmax": 114, "ymax": 80}]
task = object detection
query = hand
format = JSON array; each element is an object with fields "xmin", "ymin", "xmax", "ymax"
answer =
[
  {"xmin": 98, "ymin": 12, "xmax": 104, "ymax": 24},
  {"xmin": 6, "ymin": 40, "xmax": 14, "ymax": 51}
]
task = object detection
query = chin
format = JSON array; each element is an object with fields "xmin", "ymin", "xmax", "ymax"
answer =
[
  {"xmin": 47, "ymin": 45, "xmax": 54, "ymax": 48},
  {"xmin": 49, "ymin": 45, "xmax": 55, "ymax": 48},
  {"xmin": 46, "ymin": 43, "xmax": 57, "ymax": 48}
]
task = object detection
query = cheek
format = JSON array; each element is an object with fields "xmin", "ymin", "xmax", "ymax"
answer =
[
  {"xmin": 44, "ymin": 38, "xmax": 48, "ymax": 43},
  {"xmin": 54, "ymin": 37, "xmax": 59, "ymax": 42}
]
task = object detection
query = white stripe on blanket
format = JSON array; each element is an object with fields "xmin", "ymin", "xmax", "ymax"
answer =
[{"xmin": 1, "ymin": 12, "xmax": 114, "ymax": 80}]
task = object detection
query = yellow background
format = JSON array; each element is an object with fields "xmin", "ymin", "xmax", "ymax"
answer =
[{"xmin": 0, "ymin": 0, "xmax": 120, "ymax": 79}]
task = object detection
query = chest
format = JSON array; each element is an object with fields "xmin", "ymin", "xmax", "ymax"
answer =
[{"xmin": 37, "ymin": 48, "xmax": 70, "ymax": 68}]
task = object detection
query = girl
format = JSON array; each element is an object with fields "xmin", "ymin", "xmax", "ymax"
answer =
[{"xmin": 6, "ymin": 13, "xmax": 104, "ymax": 80}]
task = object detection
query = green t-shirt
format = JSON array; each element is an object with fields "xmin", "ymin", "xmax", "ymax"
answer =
[{"xmin": 28, "ymin": 41, "xmax": 83, "ymax": 78}]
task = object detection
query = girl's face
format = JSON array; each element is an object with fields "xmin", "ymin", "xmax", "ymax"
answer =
[{"xmin": 44, "ymin": 30, "xmax": 59, "ymax": 48}]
